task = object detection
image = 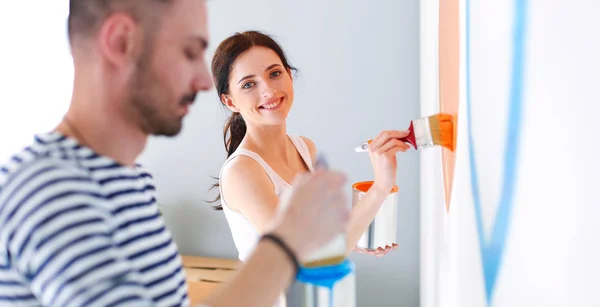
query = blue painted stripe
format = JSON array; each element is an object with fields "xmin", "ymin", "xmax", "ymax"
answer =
[{"xmin": 466, "ymin": 0, "xmax": 528, "ymax": 303}]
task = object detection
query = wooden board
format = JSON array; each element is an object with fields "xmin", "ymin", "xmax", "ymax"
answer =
[
  {"xmin": 181, "ymin": 255, "xmax": 241, "ymax": 270},
  {"xmin": 184, "ymin": 267, "xmax": 235, "ymax": 283},
  {"xmin": 181, "ymin": 255, "xmax": 240, "ymax": 305}
]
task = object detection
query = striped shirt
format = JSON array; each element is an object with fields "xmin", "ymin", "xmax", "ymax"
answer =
[{"xmin": 0, "ymin": 132, "xmax": 189, "ymax": 307}]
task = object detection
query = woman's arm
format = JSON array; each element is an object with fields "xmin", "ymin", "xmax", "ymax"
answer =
[
  {"xmin": 301, "ymin": 132, "xmax": 409, "ymax": 256},
  {"xmin": 220, "ymin": 156, "xmax": 281, "ymax": 234}
]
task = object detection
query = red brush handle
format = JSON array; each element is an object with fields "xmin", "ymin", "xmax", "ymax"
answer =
[{"xmin": 399, "ymin": 121, "xmax": 417, "ymax": 150}]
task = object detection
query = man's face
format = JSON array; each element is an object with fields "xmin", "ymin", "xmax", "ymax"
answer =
[{"xmin": 128, "ymin": 0, "xmax": 212, "ymax": 136}]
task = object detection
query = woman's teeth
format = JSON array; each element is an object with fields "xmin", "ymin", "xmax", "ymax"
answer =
[{"xmin": 261, "ymin": 99, "xmax": 281, "ymax": 109}]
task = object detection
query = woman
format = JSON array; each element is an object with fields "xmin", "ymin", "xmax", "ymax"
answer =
[{"xmin": 210, "ymin": 30, "xmax": 410, "ymax": 305}]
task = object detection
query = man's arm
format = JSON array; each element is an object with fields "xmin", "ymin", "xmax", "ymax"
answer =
[
  {"xmin": 199, "ymin": 168, "xmax": 350, "ymax": 307},
  {"xmin": 199, "ymin": 234, "xmax": 295, "ymax": 307}
]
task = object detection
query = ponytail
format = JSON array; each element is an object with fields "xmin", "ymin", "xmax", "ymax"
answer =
[
  {"xmin": 208, "ymin": 112, "xmax": 246, "ymax": 210},
  {"xmin": 224, "ymin": 112, "xmax": 247, "ymax": 158}
]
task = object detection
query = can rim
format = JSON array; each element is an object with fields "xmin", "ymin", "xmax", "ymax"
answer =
[{"xmin": 352, "ymin": 181, "xmax": 398, "ymax": 193}]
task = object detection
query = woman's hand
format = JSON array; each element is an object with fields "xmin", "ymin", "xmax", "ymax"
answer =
[
  {"xmin": 353, "ymin": 244, "xmax": 399, "ymax": 258},
  {"xmin": 367, "ymin": 130, "xmax": 411, "ymax": 191},
  {"xmin": 344, "ymin": 130, "xmax": 410, "ymax": 256}
]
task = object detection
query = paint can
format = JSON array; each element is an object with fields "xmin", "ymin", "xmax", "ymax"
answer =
[
  {"xmin": 293, "ymin": 263, "xmax": 356, "ymax": 307},
  {"xmin": 352, "ymin": 181, "xmax": 399, "ymax": 251}
]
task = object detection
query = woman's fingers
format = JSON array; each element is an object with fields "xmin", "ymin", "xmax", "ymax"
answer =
[
  {"xmin": 369, "ymin": 130, "xmax": 411, "ymax": 153},
  {"xmin": 376, "ymin": 139, "xmax": 411, "ymax": 155}
]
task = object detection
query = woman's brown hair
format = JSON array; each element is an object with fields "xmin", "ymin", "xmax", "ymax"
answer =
[{"xmin": 208, "ymin": 30, "xmax": 297, "ymax": 210}]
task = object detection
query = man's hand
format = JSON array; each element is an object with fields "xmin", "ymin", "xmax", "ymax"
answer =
[{"xmin": 269, "ymin": 169, "xmax": 350, "ymax": 261}]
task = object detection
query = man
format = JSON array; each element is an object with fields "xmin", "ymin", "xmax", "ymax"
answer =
[{"xmin": 0, "ymin": 1, "xmax": 350, "ymax": 306}]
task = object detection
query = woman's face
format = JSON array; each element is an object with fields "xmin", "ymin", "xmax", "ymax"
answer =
[{"xmin": 223, "ymin": 46, "xmax": 294, "ymax": 127}]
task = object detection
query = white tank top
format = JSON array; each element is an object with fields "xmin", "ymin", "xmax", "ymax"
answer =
[{"xmin": 218, "ymin": 135, "xmax": 314, "ymax": 307}]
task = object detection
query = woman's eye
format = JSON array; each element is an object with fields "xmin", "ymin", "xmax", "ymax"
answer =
[
  {"xmin": 242, "ymin": 82, "xmax": 254, "ymax": 89},
  {"xmin": 270, "ymin": 70, "xmax": 281, "ymax": 78}
]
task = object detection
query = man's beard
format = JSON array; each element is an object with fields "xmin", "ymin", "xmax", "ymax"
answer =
[{"xmin": 128, "ymin": 50, "xmax": 196, "ymax": 137}]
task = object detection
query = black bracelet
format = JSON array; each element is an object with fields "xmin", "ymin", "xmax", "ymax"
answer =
[{"xmin": 260, "ymin": 233, "xmax": 300, "ymax": 278}]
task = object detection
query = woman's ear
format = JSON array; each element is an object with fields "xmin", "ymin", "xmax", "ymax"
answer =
[
  {"xmin": 221, "ymin": 94, "xmax": 240, "ymax": 113},
  {"xmin": 287, "ymin": 68, "xmax": 293, "ymax": 80}
]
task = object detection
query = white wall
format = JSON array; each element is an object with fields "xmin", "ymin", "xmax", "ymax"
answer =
[
  {"xmin": 138, "ymin": 1, "xmax": 421, "ymax": 306},
  {"xmin": 456, "ymin": 0, "xmax": 600, "ymax": 306},
  {"xmin": 418, "ymin": 2, "xmax": 447, "ymax": 307},
  {"xmin": 0, "ymin": 2, "xmax": 72, "ymax": 162},
  {"xmin": 423, "ymin": 0, "xmax": 600, "ymax": 306}
]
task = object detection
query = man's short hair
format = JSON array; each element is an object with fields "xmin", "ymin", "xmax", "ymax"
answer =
[{"xmin": 68, "ymin": 0, "xmax": 172, "ymax": 43}]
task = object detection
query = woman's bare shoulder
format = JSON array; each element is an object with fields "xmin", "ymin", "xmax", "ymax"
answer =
[{"xmin": 299, "ymin": 136, "xmax": 317, "ymax": 160}]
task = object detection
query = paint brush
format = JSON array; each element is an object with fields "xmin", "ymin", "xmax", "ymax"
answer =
[
  {"xmin": 354, "ymin": 113, "xmax": 456, "ymax": 152},
  {"xmin": 315, "ymin": 153, "xmax": 329, "ymax": 169}
]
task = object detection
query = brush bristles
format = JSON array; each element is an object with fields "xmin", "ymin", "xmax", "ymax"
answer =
[{"xmin": 428, "ymin": 113, "xmax": 456, "ymax": 151}]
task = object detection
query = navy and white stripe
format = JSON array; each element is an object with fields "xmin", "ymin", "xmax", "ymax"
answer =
[{"xmin": 0, "ymin": 132, "xmax": 188, "ymax": 307}]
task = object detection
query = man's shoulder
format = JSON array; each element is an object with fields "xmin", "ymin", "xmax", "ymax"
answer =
[
  {"xmin": 0, "ymin": 153, "xmax": 98, "ymax": 216},
  {"xmin": 0, "ymin": 134, "xmax": 91, "ymax": 188},
  {"xmin": 1, "ymin": 153, "xmax": 91, "ymax": 189}
]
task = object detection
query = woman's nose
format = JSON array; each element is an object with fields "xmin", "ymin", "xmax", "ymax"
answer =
[{"xmin": 260, "ymin": 82, "xmax": 275, "ymax": 98}]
